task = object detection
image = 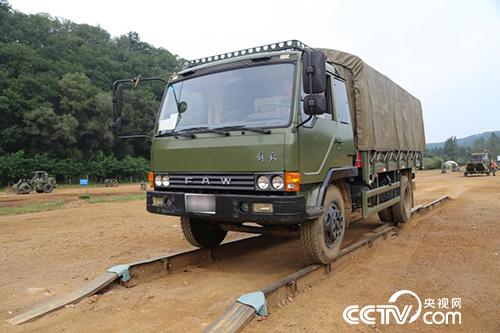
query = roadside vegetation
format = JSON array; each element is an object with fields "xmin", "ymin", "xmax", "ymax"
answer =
[
  {"xmin": 78, "ymin": 193, "xmax": 145, "ymax": 204},
  {"xmin": 0, "ymin": 200, "xmax": 65, "ymax": 216},
  {"xmin": 0, "ymin": 193, "xmax": 145, "ymax": 217}
]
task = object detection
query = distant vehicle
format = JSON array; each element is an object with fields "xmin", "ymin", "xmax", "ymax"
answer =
[
  {"xmin": 104, "ymin": 178, "xmax": 119, "ymax": 187},
  {"xmin": 12, "ymin": 171, "xmax": 56, "ymax": 194},
  {"xmin": 441, "ymin": 160, "xmax": 460, "ymax": 173},
  {"xmin": 464, "ymin": 152, "xmax": 491, "ymax": 176}
]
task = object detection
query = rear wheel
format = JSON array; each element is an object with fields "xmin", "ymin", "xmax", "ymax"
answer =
[
  {"xmin": 392, "ymin": 175, "xmax": 413, "ymax": 223},
  {"xmin": 300, "ymin": 185, "xmax": 345, "ymax": 264},
  {"xmin": 180, "ymin": 217, "xmax": 227, "ymax": 248}
]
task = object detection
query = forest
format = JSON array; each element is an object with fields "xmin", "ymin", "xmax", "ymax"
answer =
[{"xmin": 0, "ymin": 0, "xmax": 180, "ymax": 184}]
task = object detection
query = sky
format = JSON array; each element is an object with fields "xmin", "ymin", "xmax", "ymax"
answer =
[{"xmin": 8, "ymin": 0, "xmax": 500, "ymax": 143}]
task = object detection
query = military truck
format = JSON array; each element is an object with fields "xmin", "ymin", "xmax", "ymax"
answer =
[
  {"xmin": 464, "ymin": 151, "xmax": 491, "ymax": 176},
  {"xmin": 12, "ymin": 171, "xmax": 56, "ymax": 194},
  {"xmin": 112, "ymin": 40, "xmax": 425, "ymax": 264}
]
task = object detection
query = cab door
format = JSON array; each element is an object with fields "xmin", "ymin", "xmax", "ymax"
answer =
[{"xmin": 299, "ymin": 73, "xmax": 355, "ymax": 184}]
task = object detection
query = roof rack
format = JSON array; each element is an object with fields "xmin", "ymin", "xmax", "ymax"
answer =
[{"xmin": 186, "ymin": 40, "xmax": 312, "ymax": 68}]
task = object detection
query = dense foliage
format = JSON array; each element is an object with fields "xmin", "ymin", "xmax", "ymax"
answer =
[
  {"xmin": 0, "ymin": 151, "xmax": 149, "ymax": 184},
  {"xmin": 0, "ymin": 0, "xmax": 180, "ymax": 184},
  {"xmin": 425, "ymin": 133, "xmax": 500, "ymax": 168}
]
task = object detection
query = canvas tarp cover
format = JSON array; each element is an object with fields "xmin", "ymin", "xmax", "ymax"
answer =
[{"xmin": 319, "ymin": 49, "xmax": 426, "ymax": 152}]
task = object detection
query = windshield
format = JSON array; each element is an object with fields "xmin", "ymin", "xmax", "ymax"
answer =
[
  {"xmin": 470, "ymin": 153, "xmax": 487, "ymax": 162},
  {"xmin": 156, "ymin": 63, "xmax": 295, "ymax": 133}
]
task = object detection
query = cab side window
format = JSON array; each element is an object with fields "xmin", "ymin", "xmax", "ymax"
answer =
[{"xmin": 332, "ymin": 78, "xmax": 351, "ymax": 124}]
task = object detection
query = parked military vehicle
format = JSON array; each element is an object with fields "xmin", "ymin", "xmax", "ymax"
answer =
[
  {"xmin": 104, "ymin": 178, "xmax": 119, "ymax": 187},
  {"xmin": 12, "ymin": 171, "xmax": 56, "ymax": 194},
  {"xmin": 441, "ymin": 160, "xmax": 460, "ymax": 173},
  {"xmin": 464, "ymin": 152, "xmax": 491, "ymax": 176},
  {"xmin": 112, "ymin": 40, "xmax": 425, "ymax": 264}
]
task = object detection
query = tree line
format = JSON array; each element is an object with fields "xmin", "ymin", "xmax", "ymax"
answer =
[
  {"xmin": 424, "ymin": 133, "xmax": 500, "ymax": 169},
  {"xmin": 0, "ymin": 0, "xmax": 181, "ymax": 185}
]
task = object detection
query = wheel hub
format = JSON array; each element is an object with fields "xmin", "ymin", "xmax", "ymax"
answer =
[{"xmin": 323, "ymin": 203, "xmax": 344, "ymax": 248}]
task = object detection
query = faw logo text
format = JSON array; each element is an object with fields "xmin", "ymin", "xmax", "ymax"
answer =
[
  {"xmin": 343, "ymin": 290, "xmax": 462, "ymax": 325},
  {"xmin": 184, "ymin": 177, "xmax": 231, "ymax": 185}
]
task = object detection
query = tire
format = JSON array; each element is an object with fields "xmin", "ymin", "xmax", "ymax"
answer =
[
  {"xmin": 36, "ymin": 189, "xmax": 44, "ymax": 193},
  {"xmin": 300, "ymin": 185, "xmax": 346, "ymax": 264},
  {"xmin": 392, "ymin": 175, "xmax": 413, "ymax": 223},
  {"xmin": 464, "ymin": 172, "xmax": 468, "ymax": 177},
  {"xmin": 43, "ymin": 183, "xmax": 54, "ymax": 193},
  {"xmin": 180, "ymin": 217, "xmax": 227, "ymax": 248},
  {"xmin": 378, "ymin": 207, "xmax": 394, "ymax": 222}
]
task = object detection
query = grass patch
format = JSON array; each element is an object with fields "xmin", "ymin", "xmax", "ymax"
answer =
[
  {"xmin": 0, "ymin": 200, "xmax": 66, "ymax": 216},
  {"xmin": 80, "ymin": 193, "xmax": 145, "ymax": 204}
]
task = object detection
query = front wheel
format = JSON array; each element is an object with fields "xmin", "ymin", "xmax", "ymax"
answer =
[
  {"xmin": 18, "ymin": 183, "xmax": 31, "ymax": 194},
  {"xmin": 301, "ymin": 185, "xmax": 346, "ymax": 264},
  {"xmin": 180, "ymin": 217, "xmax": 227, "ymax": 248},
  {"xmin": 43, "ymin": 183, "xmax": 54, "ymax": 193}
]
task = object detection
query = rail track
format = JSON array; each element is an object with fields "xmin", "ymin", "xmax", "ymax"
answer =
[{"xmin": 6, "ymin": 195, "xmax": 449, "ymax": 327}]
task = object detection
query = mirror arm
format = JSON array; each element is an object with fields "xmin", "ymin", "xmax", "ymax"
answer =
[{"xmin": 292, "ymin": 115, "xmax": 313, "ymax": 133}]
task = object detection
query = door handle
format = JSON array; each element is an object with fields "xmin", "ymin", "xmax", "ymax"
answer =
[{"xmin": 334, "ymin": 137, "xmax": 343, "ymax": 144}]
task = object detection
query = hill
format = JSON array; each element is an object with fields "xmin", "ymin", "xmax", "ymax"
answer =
[{"xmin": 427, "ymin": 131, "xmax": 500, "ymax": 149}]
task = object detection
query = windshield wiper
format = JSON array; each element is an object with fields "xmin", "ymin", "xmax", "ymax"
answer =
[
  {"xmin": 179, "ymin": 126, "xmax": 230, "ymax": 136},
  {"xmin": 156, "ymin": 130, "xmax": 196, "ymax": 138},
  {"xmin": 211, "ymin": 125, "xmax": 271, "ymax": 134}
]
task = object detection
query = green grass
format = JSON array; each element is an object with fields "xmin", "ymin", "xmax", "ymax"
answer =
[
  {"xmin": 0, "ymin": 193, "xmax": 145, "ymax": 217},
  {"xmin": 0, "ymin": 200, "xmax": 66, "ymax": 216},
  {"xmin": 79, "ymin": 193, "xmax": 145, "ymax": 204}
]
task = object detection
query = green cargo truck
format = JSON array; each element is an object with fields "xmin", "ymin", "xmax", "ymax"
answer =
[{"xmin": 113, "ymin": 40, "xmax": 425, "ymax": 264}]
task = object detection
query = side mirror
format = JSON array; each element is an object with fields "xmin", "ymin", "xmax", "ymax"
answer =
[
  {"xmin": 303, "ymin": 94, "xmax": 327, "ymax": 115},
  {"xmin": 302, "ymin": 50, "xmax": 326, "ymax": 94},
  {"xmin": 177, "ymin": 101, "xmax": 188, "ymax": 114},
  {"xmin": 112, "ymin": 84, "xmax": 123, "ymax": 130}
]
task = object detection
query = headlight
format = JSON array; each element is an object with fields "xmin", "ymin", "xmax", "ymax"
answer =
[
  {"xmin": 257, "ymin": 175, "xmax": 270, "ymax": 190},
  {"xmin": 161, "ymin": 175, "xmax": 170, "ymax": 187},
  {"xmin": 154, "ymin": 175, "xmax": 162, "ymax": 187},
  {"xmin": 272, "ymin": 175, "xmax": 284, "ymax": 190}
]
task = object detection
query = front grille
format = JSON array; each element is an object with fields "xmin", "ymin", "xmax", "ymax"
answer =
[{"xmin": 168, "ymin": 173, "xmax": 255, "ymax": 191}]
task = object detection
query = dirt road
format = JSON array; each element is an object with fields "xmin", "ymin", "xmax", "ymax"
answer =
[{"xmin": 0, "ymin": 170, "xmax": 498, "ymax": 332}]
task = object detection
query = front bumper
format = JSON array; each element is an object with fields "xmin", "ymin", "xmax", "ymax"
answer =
[{"xmin": 147, "ymin": 190, "xmax": 307, "ymax": 225}]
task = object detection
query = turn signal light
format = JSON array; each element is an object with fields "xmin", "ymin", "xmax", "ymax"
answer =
[
  {"xmin": 148, "ymin": 172, "xmax": 154, "ymax": 187},
  {"xmin": 285, "ymin": 172, "xmax": 301, "ymax": 192}
]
